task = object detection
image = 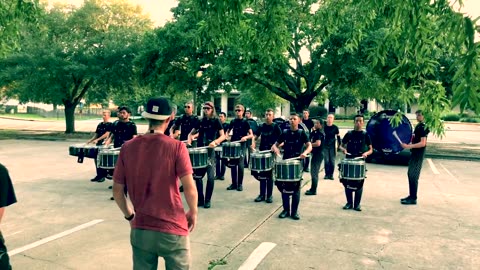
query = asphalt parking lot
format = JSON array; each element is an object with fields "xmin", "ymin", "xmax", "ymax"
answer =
[{"xmin": 1, "ymin": 139, "xmax": 479, "ymax": 270}]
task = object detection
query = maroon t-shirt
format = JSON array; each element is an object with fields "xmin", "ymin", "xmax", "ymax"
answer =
[{"xmin": 113, "ymin": 134, "xmax": 193, "ymax": 236}]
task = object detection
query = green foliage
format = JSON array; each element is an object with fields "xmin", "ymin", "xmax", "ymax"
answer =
[
  {"xmin": 237, "ymin": 84, "xmax": 284, "ymax": 116},
  {"xmin": 308, "ymin": 105, "xmax": 328, "ymax": 119},
  {"xmin": 460, "ymin": 117, "xmax": 479, "ymax": 123},
  {"xmin": 0, "ymin": 0, "xmax": 152, "ymax": 133},
  {"xmin": 441, "ymin": 113, "xmax": 461, "ymax": 121}
]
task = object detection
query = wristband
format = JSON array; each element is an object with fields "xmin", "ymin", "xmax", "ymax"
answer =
[{"xmin": 125, "ymin": 213, "xmax": 135, "ymax": 221}]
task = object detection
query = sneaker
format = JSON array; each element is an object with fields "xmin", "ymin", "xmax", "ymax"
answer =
[
  {"xmin": 110, "ymin": 196, "xmax": 114, "ymax": 200},
  {"xmin": 236, "ymin": 185, "xmax": 243, "ymax": 191},
  {"xmin": 108, "ymin": 185, "xmax": 112, "ymax": 189},
  {"xmin": 305, "ymin": 190, "xmax": 316, "ymax": 196},
  {"xmin": 343, "ymin": 203, "xmax": 353, "ymax": 210},
  {"xmin": 353, "ymin": 205, "xmax": 362, "ymax": 211},
  {"xmin": 216, "ymin": 176, "xmax": 225, "ymax": 181},
  {"xmin": 400, "ymin": 196, "xmax": 411, "ymax": 202},
  {"xmin": 323, "ymin": 175, "xmax": 329, "ymax": 179},
  {"xmin": 106, "ymin": 174, "xmax": 113, "ymax": 180},
  {"xmin": 265, "ymin": 196, "xmax": 273, "ymax": 203},
  {"xmin": 291, "ymin": 213, "xmax": 300, "ymax": 220},
  {"xmin": 278, "ymin": 210, "xmax": 289, "ymax": 218},
  {"xmin": 328, "ymin": 175, "xmax": 335, "ymax": 180},
  {"xmin": 204, "ymin": 201, "xmax": 211, "ymax": 208},
  {"xmin": 303, "ymin": 169, "xmax": 310, "ymax": 173},
  {"xmin": 226, "ymin": 185, "xmax": 237, "ymax": 190},
  {"xmin": 90, "ymin": 176, "xmax": 101, "ymax": 182},
  {"xmin": 254, "ymin": 195, "xmax": 265, "ymax": 202},
  {"xmin": 401, "ymin": 198, "xmax": 417, "ymax": 205},
  {"xmin": 96, "ymin": 177, "xmax": 105, "ymax": 183}
]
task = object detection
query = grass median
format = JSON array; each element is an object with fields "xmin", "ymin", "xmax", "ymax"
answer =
[{"xmin": 0, "ymin": 129, "xmax": 92, "ymax": 141}]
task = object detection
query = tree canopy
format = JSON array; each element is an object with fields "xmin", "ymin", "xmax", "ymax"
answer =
[
  {"xmin": 190, "ymin": 0, "xmax": 480, "ymax": 135},
  {"xmin": 0, "ymin": 0, "xmax": 152, "ymax": 133}
]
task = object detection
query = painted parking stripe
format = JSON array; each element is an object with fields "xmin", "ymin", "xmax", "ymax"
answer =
[
  {"xmin": 427, "ymin": 158, "xmax": 440, "ymax": 175},
  {"xmin": 238, "ymin": 242, "xmax": 277, "ymax": 270},
  {"xmin": 439, "ymin": 163, "xmax": 459, "ymax": 183},
  {"xmin": 10, "ymin": 219, "xmax": 103, "ymax": 256}
]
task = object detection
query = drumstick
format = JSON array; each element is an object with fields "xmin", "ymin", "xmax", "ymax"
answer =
[
  {"xmin": 392, "ymin": 131, "xmax": 403, "ymax": 144},
  {"xmin": 257, "ymin": 150, "xmax": 272, "ymax": 154},
  {"xmin": 283, "ymin": 155, "xmax": 311, "ymax": 161}
]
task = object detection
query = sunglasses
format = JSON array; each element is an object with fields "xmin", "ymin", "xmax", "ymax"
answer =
[
  {"xmin": 184, "ymin": 106, "xmax": 191, "ymax": 108},
  {"xmin": 235, "ymin": 109, "xmax": 242, "ymax": 112},
  {"xmin": 203, "ymin": 107, "xmax": 212, "ymax": 110}
]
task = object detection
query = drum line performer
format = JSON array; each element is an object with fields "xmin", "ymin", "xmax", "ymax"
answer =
[
  {"xmin": 323, "ymin": 114, "xmax": 341, "ymax": 180},
  {"xmin": 187, "ymin": 102, "xmax": 225, "ymax": 208},
  {"xmin": 87, "ymin": 109, "xmax": 112, "ymax": 182},
  {"xmin": 301, "ymin": 109, "xmax": 314, "ymax": 172},
  {"xmin": 272, "ymin": 113, "xmax": 312, "ymax": 220},
  {"xmin": 215, "ymin": 112, "xmax": 230, "ymax": 180},
  {"xmin": 104, "ymin": 106, "xmax": 137, "ymax": 198},
  {"xmin": 400, "ymin": 110, "xmax": 429, "ymax": 205},
  {"xmin": 305, "ymin": 119, "xmax": 324, "ymax": 195},
  {"xmin": 225, "ymin": 104, "xmax": 254, "ymax": 191},
  {"xmin": 170, "ymin": 101, "xmax": 199, "ymax": 142},
  {"xmin": 338, "ymin": 114, "xmax": 373, "ymax": 211},
  {"xmin": 251, "ymin": 108, "xmax": 282, "ymax": 203}
]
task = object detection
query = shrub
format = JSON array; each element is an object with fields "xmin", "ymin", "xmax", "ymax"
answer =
[
  {"xmin": 460, "ymin": 117, "xmax": 479, "ymax": 123},
  {"xmin": 308, "ymin": 106, "xmax": 328, "ymax": 119},
  {"xmin": 441, "ymin": 113, "xmax": 460, "ymax": 121}
]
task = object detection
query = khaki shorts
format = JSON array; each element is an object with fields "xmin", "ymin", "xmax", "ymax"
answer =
[{"xmin": 130, "ymin": 229, "xmax": 190, "ymax": 270}]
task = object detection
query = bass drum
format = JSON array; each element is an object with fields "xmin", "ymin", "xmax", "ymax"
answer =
[{"xmin": 366, "ymin": 110, "xmax": 412, "ymax": 157}]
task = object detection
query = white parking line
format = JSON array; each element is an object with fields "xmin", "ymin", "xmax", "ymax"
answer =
[
  {"xmin": 238, "ymin": 242, "xmax": 277, "ymax": 270},
  {"xmin": 427, "ymin": 158, "xmax": 440, "ymax": 175},
  {"xmin": 439, "ymin": 163, "xmax": 459, "ymax": 183},
  {"xmin": 10, "ymin": 219, "xmax": 103, "ymax": 256}
]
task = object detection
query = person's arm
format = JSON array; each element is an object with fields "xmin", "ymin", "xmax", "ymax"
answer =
[
  {"xmin": 301, "ymin": 142, "xmax": 313, "ymax": 158},
  {"xmin": 335, "ymin": 126, "xmax": 341, "ymax": 148},
  {"xmin": 241, "ymin": 128, "xmax": 254, "ymax": 142},
  {"xmin": 93, "ymin": 131, "xmax": 110, "ymax": 144},
  {"xmin": 187, "ymin": 128, "xmax": 198, "ymax": 145},
  {"xmin": 87, "ymin": 133, "xmax": 98, "ymax": 144},
  {"xmin": 338, "ymin": 133, "xmax": 348, "ymax": 154},
  {"xmin": 113, "ymin": 182, "xmax": 134, "ymax": 218},
  {"xmin": 180, "ymin": 173, "xmax": 198, "ymax": 232},
  {"xmin": 402, "ymin": 137, "xmax": 427, "ymax": 149},
  {"xmin": 0, "ymin": 207, "xmax": 5, "ymax": 223},
  {"xmin": 362, "ymin": 144, "xmax": 373, "ymax": 158},
  {"xmin": 211, "ymin": 130, "xmax": 225, "ymax": 148}
]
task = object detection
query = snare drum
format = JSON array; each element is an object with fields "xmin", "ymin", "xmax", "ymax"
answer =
[
  {"xmin": 250, "ymin": 152, "xmax": 273, "ymax": 172},
  {"xmin": 339, "ymin": 159, "xmax": 366, "ymax": 180},
  {"xmin": 97, "ymin": 149, "xmax": 120, "ymax": 169},
  {"xmin": 69, "ymin": 144, "xmax": 85, "ymax": 157},
  {"xmin": 222, "ymin": 142, "xmax": 242, "ymax": 159},
  {"xmin": 275, "ymin": 160, "xmax": 302, "ymax": 181},
  {"xmin": 189, "ymin": 148, "xmax": 208, "ymax": 169}
]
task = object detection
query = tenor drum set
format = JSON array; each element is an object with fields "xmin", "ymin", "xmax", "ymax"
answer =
[{"xmin": 69, "ymin": 144, "xmax": 120, "ymax": 169}]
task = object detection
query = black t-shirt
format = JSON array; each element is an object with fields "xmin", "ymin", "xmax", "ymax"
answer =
[
  {"xmin": 255, "ymin": 123, "xmax": 282, "ymax": 151},
  {"xmin": 175, "ymin": 114, "xmax": 200, "ymax": 141},
  {"xmin": 95, "ymin": 122, "xmax": 112, "ymax": 145},
  {"xmin": 310, "ymin": 129, "xmax": 325, "ymax": 154},
  {"xmin": 0, "ymin": 163, "xmax": 17, "ymax": 208},
  {"xmin": 302, "ymin": 118, "xmax": 314, "ymax": 132},
  {"xmin": 324, "ymin": 124, "xmax": 340, "ymax": 146},
  {"xmin": 195, "ymin": 117, "xmax": 224, "ymax": 147},
  {"xmin": 228, "ymin": 118, "xmax": 251, "ymax": 142},
  {"xmin": 111, "ymin": 120, "xmax": 137, "ymax": 148},
  {"xmin": 221, "ymin": 122, "xmax": 229, "ymax": 133},
  {"xmin": 277, "ymin": 129, "xmax": 309, "ymax": 159},
  {"xmin": 412, "ymin": 122, "xmax": 429, "ymax": 154},
  {"xmin": 342, "ymin": 130, "xmax": 372, "ymax": 158}
]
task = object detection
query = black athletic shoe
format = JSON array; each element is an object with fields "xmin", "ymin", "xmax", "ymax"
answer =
[{"xmin": 343, "ymin": 203, "xmax": 353, "ymax": 210}]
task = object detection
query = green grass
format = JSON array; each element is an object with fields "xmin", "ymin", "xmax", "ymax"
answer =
[
  {"xmin": 0, "ymin": 113, "xmax": 100, "ymax": 121},
  {"xmin": 0, "ymin": 130, "xmax": 92, "ymax": 140}
]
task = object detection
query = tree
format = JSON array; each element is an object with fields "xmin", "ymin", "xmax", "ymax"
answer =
[
  {"xmin": 191, "ymin": 0, "xmax": 480, "ymax": 135},
  {"xmin": 0, "ymin": 0, "xmax": 152, "ymax": 133},
  {"xmin": 0, "ymin": 0, "xmax": 40, "ymax": 57}
]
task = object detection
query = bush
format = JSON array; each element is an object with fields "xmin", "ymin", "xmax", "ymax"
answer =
[
  {"xmin": 441, "ymin": 113, "xmax": 461, "ymax": 121},
  {"xmin": 460, "ymin": 117, "xmax": 479, "ymax": 123},
  {"xmin": 308, "ymin": 106, "xmax": 328, "ymax": 119}
]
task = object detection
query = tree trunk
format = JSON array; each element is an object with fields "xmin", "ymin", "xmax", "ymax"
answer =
[
  {"xmin": 64, "ymin": 104, "xmax": 76, "ymax": 134},
  {"xmin": 289, "ymin": 93, "xmax": 317, "ymax": 113}
]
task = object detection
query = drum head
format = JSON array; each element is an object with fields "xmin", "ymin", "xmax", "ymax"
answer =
[{"xmin": 366, "ymin": 110, "xmax": 412, "ymax": 155}]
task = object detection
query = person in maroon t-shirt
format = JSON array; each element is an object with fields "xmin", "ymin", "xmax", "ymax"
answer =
[{"xmin": 113, "ymin": 97, "xmax": 198, "ymax": 270}]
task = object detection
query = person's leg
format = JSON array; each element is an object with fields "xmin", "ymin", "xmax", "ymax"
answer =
[
  {"xmin": 343, "ymin": 187, "xmax": 353, "ymax": 209},
  {"xmin": 323, "ymin": 147, "xmax": 332, "ymax": 177},
  {"xmin": 0, "ymin": 231, "xmax": 12, "ymax": 270},
  {"xmin": 406, "ymin": 153, "xmax": 424, "ymax": 202},
  {"xmin": 354, "ymin": 187, "xmax": 363, "ymax": 211},
  {"xmin": 237, "ymin": 155, "xmax": 245, "ymax": 190},
  {"xmin": 291, "ymin": 190, "xmax": 301, "ymax": 219},
  {"xmin": 162, "ymin": 236, "xmax": 191, "ymax": 270},
  {"xmin": 228, "ymin": 162, "xmax": 238, "ymax": 190},
  {"xmin": 266, "ymin": 176, "xmax": 274, "ymax": 202},
  {"xmin": 308, "ymin": 154, "xmax": 322, "ymax": 194},
  {"xmin": 205, "ymin": 163, "xmax": 215, "ymax": 208},
  {"xmin": 130, "ymin": 229, "xmax": 159, "ymax": 270},
  {"xmin": 255, "ymin": 179, "xmax": 266, "ymax": 201}
]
